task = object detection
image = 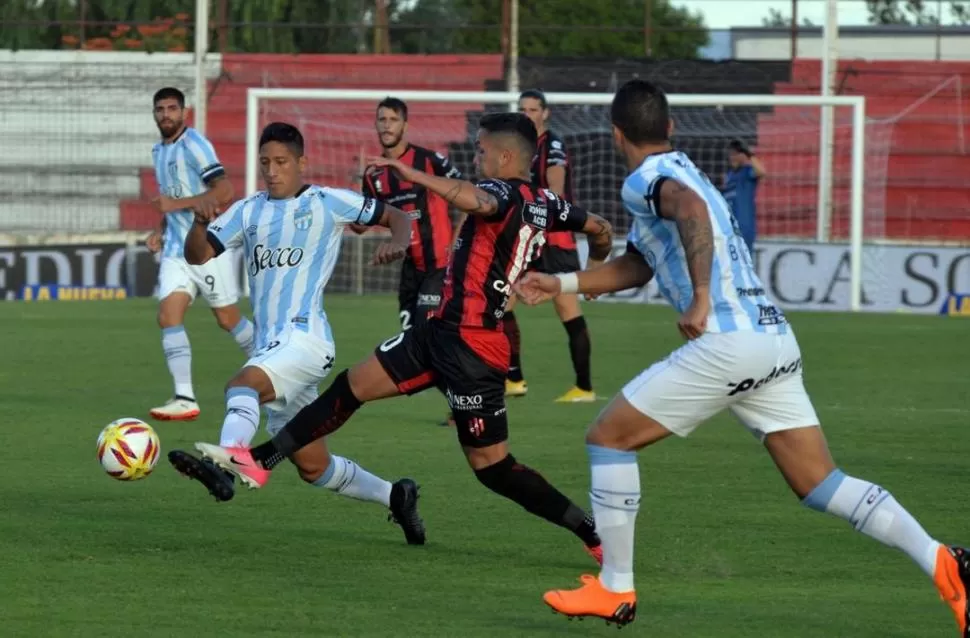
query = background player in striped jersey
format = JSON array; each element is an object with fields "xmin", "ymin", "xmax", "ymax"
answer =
[
  {"xmin": 168, "ymin": 122, "xmax": 426, "ymax": 543},
  {"xmin": 357, "ymin": 97, "xmax": 463, "ymax": 333},
  {"xmin": 519, "ymin": 80, "xmax": 970, "ymax": 634},
  {"xmin": 146, "ymin": 87, "xmax": 255, "ymax": 422},
  {"xmin": 191, "ymin": 113, "xmax": 615, "ymax": 562},
  {"xmin": 507, "ymin": 89, "xmax": 596, "ymax": 404}
]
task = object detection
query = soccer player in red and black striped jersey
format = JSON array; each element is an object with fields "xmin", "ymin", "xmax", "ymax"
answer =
[
  {"xmin": 508, "ymin": 89, "xmax": 596, "ymax": 403},
  {"xmin": 359, "ymin": 97, "xmax": 463, "ymax": 333},
  {"xmin": 216, "ymin": 113, "xmax": 616, "ymax": 562}
]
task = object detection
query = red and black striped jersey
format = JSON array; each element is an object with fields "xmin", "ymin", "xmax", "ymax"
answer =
[
  {"xmin": 435, "ymin": 178, "xmax": 589, "ymax": 330},
  {"xmin": 362, "ymin": 144, "xmax": 462, "ymax": 273},
  {"xmin": 531, "ymin": 130, "xmax": 577, "ymax": 251}
]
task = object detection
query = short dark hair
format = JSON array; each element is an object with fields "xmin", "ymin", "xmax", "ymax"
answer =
[
  {"xmin": 153, "ymin": 87, "xmax": 185, "ymax": 108},
  {"xmin": 377, "ymin": 97, "xmax": 408, "ymax": 121},
  {"xmin": 259, "ymin": 122, "xmax": 305, "ymax": 157},
  {"xmin": 519, "ymin": 89, "xmax": 547, "ymax": 110},
  {"xmin": 728, "ymin": 139, "xmax": 751, "ymax": 155},
  {"xmin": 478, "ymin": 112, "xmax": 538, "ymax": 156},
  {"xmin": 610, "ymin": 79, "xmax": 670, "ymax": 145}
]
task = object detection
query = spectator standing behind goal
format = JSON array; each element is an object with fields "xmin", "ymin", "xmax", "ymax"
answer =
[
  {"xmin": 505, "ymin": 89, "xmax": 596, "ymax": 404},
  {"xmin": 722, "ymin": 139, "xmax": 766, "ymax": 252}
]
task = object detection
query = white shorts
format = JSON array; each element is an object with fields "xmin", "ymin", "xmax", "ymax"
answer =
[
  {"xmin": 157, "ymin": 254, "xmax": 239, "ymax": 308},
  {"xmin": 246, "ymin": 328, "xmax": 336, "ymax": 436},
  {"xmin": 622, "ymin": 330, "xmax": 819, "ymax": 441}
]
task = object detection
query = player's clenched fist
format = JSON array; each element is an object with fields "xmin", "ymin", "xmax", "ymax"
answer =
[
  {"xmin": 677, "ymin": 295, "xmax": 710, "ymax": 341},
  {"xmin": 370, "ymin": 240, "xmax": 408, "ymax": 265},
  {"xmin": 514, "ymin": 272, "xmax": 560, "ymax": 306}
]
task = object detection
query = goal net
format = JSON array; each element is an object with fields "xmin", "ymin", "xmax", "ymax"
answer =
[{"xmin": 247, "ymin": 89, "xmax": 880, "ymax": 311}]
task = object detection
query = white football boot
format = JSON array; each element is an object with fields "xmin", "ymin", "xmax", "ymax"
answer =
[{"xmin": 149, "ymin": 397, "xmax": 200, "ymax": 421}]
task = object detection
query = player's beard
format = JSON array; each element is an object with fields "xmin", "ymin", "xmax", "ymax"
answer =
[
  {"xmin": 380, "ymin": 131, "xmax": 403, "ymax": 149},
  {"xmin": 157, "ymin": 119, "xmax": 182, "ymax": 139}
]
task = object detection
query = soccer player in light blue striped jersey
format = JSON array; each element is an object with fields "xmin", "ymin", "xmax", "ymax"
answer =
[
  {"xmin": 167, "ymin": 122, "xmax": 427, "ymax": 544},
  {"xmin": 520, "ymin": 80, "xmax": 970, "ymax": 633},
  {"xmin": 147, "ymin": 87, "xmax": 255, "ymax": 423}
]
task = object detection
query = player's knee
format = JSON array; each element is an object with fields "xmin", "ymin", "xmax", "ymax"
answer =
[
  {"xmin": 473, "ymin": 454, "xmax": 517, "ymax": 494},
  {"xmin": 157, "ymin": 306, "xmax": 181, "ymax": 329},
  {"xmin": 585, "ymin": 413, "xmax": 640, "ymax": 452},
  {"xmin": 212, "ymin": 307, "xmax": 240, "ymax": 332}
]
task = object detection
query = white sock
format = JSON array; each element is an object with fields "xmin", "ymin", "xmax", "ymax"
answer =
[
  {"xmin": 230, "ymin": 317, "xmax": 256, "ymax": 357},
  {"xmin": 312, "ymin": 455, "xmax": 392, "ymax": 507},
  {"xmin": 219, "ymin": 387, "xmax": 260, "ymax": 447},
  {"xmin": 162, "ymin": 325, "xmax": 194, "ymax": 399},
  {"xmin": 803, "ymin": 469, "xmax": 940, "ymax": 577},
  {"xmin": 588, "ymin": 444, "xmax": 640, "ymax": 593}
]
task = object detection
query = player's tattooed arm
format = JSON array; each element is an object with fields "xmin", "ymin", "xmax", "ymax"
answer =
[
  {"xmin": 438, "ymin": 179, "xmax": 499, "ymax": 216},
  {"xmin": 656, "ymin": 179, "xmax": 713, "ymax": 292},
  {"xmin": 367, "ymin": 156, "xmax": 499, "ymax": 216},
  {"xmin": 581, "ymin": 213, "xmax": 614, "ymax": 263}
]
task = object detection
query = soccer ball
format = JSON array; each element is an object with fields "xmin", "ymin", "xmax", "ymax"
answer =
[{"xmin": 97, "ymin": 418, "xmax": 161, "ymax": 481}]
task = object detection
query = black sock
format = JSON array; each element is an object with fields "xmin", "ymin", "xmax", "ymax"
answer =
[
  {"xmin": 563, "ymin": 316, "xmax": 592, "ymax": 391},
  {"xmin": 503, "ymin": 311, "xmax": 524, "ymax": 382},
  {"xmin": 250, "ymin": 369, "xmax": 362, "ymax": 469},
  {"xmin": 474, "ymin": 454, "xmax": 599, "ymax": 546}
]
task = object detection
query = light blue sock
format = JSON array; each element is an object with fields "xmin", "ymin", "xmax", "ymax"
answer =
[
  {"xmin": 219, "ymin": 386, "xmax": 260, "ymax": 447},
  {"xmin": 162, "ymin": 325, "xmax": 193, "ymax": 399},
  {"xmin": 803, "ymin": 469, "xmax": 940, "ymax": 577},
  {"xmin": 230, "ymin": 317, "xmax": 256, "ymax": 357},
  {"xmin": 588, "ymin": 444, "xmax": 640, "ymax": 593},
  {"xmin": 312, "ymin": 454, "xmax": 392, "ymax": 507}
]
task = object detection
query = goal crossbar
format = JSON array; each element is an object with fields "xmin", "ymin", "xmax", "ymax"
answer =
[{"xmin": 245, "ymin": 88, "xmax": 867, "ymax": 311}]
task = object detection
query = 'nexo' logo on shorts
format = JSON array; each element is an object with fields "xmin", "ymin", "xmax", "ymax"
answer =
[
  {"xmin": 445, "ymin": 388, "xmax": 483, "ymax": 411},
  {"xmin": 727, "ymin": 358, "xmax": 802, "ymax": 396}
]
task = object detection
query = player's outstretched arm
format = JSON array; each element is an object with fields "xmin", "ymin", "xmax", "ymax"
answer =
[
  {"xmin": 515, "ymin": 250, "xmax": 653, "ymax": 306},
  {"xmin": 368, "ymin": 157, "xmax": 499, "ymax": 217},
  {"xmin": 655, "ymin": 178, "xmax": 713, "ymax": 295}
]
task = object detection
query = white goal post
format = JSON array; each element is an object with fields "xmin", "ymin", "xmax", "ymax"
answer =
[{"xmin": 244, "ymin": 88, "xmax": 867, "ymax": 312}]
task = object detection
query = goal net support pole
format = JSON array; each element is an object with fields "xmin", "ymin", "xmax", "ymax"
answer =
[{"xmin": 245, "ymin": 89, "xmax": 867, "ymax": 312}]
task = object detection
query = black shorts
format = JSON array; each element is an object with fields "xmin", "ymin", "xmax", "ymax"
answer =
[
  {"xmin": 398, "ymin": 262, "xmax": 446, "ymax": 331},
  {"xmin": 531, "ymin": 245, "xmax": 581, "ymax": 275},
  {"xmin": 374, "ymin": 320, "xmax": 510, "ymax": 448}
]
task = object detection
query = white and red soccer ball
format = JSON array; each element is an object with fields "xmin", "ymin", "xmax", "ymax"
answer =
[{"xmin": 97, "ymin": 418, "xmax": 161, "ymax": 481}]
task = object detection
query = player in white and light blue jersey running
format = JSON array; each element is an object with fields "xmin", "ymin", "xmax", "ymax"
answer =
[
  {"xmin": 521, "ymin": 80, "xmax": 970, "ymax": 634},
  {"xmin": 167, "ymin": 122, "xmax": 427, "ymax": 545},
  {"xmin": 622, "ymin": 148, "xmax": 786, "ymax": 335},
  {"xmin": 147, "ymin": 87, "xmax": 256, "ymax": 423}
]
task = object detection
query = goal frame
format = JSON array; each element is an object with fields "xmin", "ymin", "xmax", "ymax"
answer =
[{"xmin": 245, "ymin": 88, "xmax": 867, "ymax": 312}]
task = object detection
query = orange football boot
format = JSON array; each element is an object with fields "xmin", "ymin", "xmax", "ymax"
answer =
[
  {"xmin": 934, "ymin": 545, "xmax": 970, "ymax": 637},
  {"xmin": 543, "ymin": 574, "xmax": 637, "ymax": 627}
]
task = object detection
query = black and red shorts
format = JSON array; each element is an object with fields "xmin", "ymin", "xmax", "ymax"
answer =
[
  {"xmin": 531, "ymin": 245, "xmax": 581, "ymax": 275},
  {"xmin": 374, "ymin": 320, "xmax": 509, "ymax": 448},
  {"xmin": 398, "ymin": 260, "xmax": 446, "ymax": 331}
]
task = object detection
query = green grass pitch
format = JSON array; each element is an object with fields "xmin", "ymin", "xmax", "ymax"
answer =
[{"xmin": 0, "ymin": 296, "xmax": 967, "ymax": 637}]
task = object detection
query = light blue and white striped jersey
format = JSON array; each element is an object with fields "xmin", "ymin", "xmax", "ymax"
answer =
[
  {"xmin": 152, "ymin": 127, "xmax": 226, "ymax": 259},
  {"xmin": 207, "ymin": 185, "xmax": 384, "ymax": 349},
  {"xmin": 621, "ymin": 150, "xmax": 787, "ymax": 334}
]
